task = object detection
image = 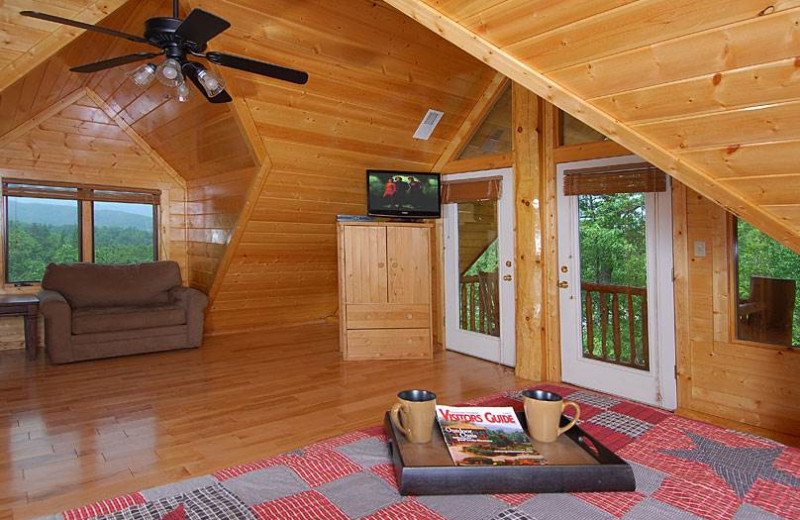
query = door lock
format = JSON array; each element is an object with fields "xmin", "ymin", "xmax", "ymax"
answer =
[
  {"xmin": 557, "ymin": 280, "xmax": 569, "ymax": 289},
  {"xmin": 503, "ymin": 274, "xmax": 512, "ymax": 281}
]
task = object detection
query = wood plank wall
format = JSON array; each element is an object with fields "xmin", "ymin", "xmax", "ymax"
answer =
[
  {"xmin": 674, "ymin": 185, "xmax": 800, "ymax": 436},
  {"xmin": 0, "ymin": 93, "xmax": 188, "ymax": 351},
  {"xmin": 186, "ymin": 167, "xmax": 256, "ymax": 293},
  {"xmin": 200, "ymin": 0, "xmax": 497, "ymax": 334}
]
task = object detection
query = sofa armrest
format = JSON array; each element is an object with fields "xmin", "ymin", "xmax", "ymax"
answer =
[
  {"xmin": 169, "ymin": 286, "xmax": 209, "ymax": 347},
  {"xmin": 37, "ymin": 289, "xmax": 73, "ymax": 363}
]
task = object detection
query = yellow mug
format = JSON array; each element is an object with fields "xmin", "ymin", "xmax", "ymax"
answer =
[
  {"xmin": 522, "ymin": 389, "xmax": 581, "ymax": 443},
  {"xmin": 390, "ymin": 389, "xmax": 437, "ymax": 444}
]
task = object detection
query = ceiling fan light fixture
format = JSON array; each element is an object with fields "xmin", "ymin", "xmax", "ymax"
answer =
[
  {"xmin": 129, "ymin": 63, "xmax": 157, "ymax": 87},
  {"xmin": 197, "ymin": 68, "xmax": 225, "ymax": 98},
  {"xmin": 176, "ymin": 82, "xmax": 192, "ymax": 103},
  {"xmin": 156, "ymin": 58, "xmax": 184, "ymax": 87}
]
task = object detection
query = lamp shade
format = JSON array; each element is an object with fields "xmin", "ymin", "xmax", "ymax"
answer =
[
  {"xmin": 197, "ymin": 68, "xmax": 225, "ymax": 97},
  {"xmin": 156, "ymin": 58, "xmax": 183, "ymax": 87},
  {"xmin": 129, "ymin": 63, "xmax": 157, "ymax": 87}
]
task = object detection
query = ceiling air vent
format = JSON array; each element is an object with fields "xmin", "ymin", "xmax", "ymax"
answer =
[{"xmin": 413, "ymin": 109, "xmax": 444, "ymax": 140}]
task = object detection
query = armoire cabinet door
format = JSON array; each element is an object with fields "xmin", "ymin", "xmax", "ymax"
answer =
[
  {"xmin": 387, "ymin": 226, "xmax": 431, "ymax": 304},
  {"xmin": 343, "ymin": 225, "xmax": 388, "ymax": 304}
]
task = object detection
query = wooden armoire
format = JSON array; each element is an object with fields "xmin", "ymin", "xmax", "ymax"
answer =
[{"xmin": 336, "ymin": 221, "xmax": 433, "ymax": 360}]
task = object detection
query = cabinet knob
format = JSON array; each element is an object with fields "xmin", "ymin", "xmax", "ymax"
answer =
[{"xmin": 406, "ymin": 314, "xmax": 413, "ymax": 320}]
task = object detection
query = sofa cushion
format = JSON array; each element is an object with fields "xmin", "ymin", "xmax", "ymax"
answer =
[
  {"xmin": 42, "ymin": 261, "xmax": 182, "ymax": 308},
  {"xmin": 72, "ymin": 304, "xmax": 186, "ymax": 335}
]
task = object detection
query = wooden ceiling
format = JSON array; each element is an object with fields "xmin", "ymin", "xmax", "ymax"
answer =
[
  {"xmin": 0, "ymin": 0, "xmax": 497, "ymax": 333},
  {"xmin": 0, "ymin": 0, "xmax": 128, "ymax": 92},
  {"xmin": 385, "ymin": 0, "xmax": 800, "ymax": 253}
]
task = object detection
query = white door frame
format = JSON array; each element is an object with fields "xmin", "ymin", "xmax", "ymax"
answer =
[
  {"xmin": 443, "ymin": 167, "xmax": 516, "ymax": 366},
  {"xmin": 557, "ymin": 156, "xmax": 677, "ymax": 409}
]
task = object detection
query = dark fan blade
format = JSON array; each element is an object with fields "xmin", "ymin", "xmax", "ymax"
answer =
[
  {"xmin": 205, "ymin": 52, "xmax": 309, "ymax": 85},
  {"xmin": 71, "ymin": 52, "xmax": 161, "ymax": 73},
  {"xmin": 182, "ymin": 62, "xmax": 232, "ymax": 104},
  {"xmin": 20, "ymin": 11, "xmax": 149, "ymax": 44},
  {"xmin": 175, "ymin": 9, "xmax": 230, "ymax": 48}
]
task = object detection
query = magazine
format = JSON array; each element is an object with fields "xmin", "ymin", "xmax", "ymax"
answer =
[{"xmin": 435, "ymin": 405, "xmax": 547, "ymax": 466}]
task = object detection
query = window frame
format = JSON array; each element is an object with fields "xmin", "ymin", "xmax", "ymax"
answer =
[
  {"xmin": 730, "ymin": 215, "xmax": 799, "ymax": 350},
  {"xmin": 2, "ymin": 178, "xmax": 161, "ymax": 286}
]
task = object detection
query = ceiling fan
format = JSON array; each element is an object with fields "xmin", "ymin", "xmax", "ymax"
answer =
[{"xmin": 20, "ymin": 0, "xmax": 309, "ymax": 104}]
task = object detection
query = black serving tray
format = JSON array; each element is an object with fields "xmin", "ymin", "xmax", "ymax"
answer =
[{"xmin": 384, "ymin": 411, "xmax": 635, "ymax": 495}]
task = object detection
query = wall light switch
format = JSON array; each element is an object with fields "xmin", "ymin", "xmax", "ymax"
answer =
[{"xmin": 693, "ymin": 241, "xmax": 707, "ymax": 258}]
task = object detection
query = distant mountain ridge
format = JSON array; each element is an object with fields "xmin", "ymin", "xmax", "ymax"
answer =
[{"xmin": 8, "ymin": 200, "xmax": 153, "ymax": 231}]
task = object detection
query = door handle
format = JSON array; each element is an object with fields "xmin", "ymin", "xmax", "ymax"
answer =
[
  {"xmin": 503, "ymin": 274, "xmax": 512, "ymax": 282},
  {"xmin": 558, "ymin": 281, "xmax": 569, "ymax": 289}
]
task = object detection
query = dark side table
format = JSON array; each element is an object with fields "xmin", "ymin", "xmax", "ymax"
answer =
[{"xmin": 0, "ymin": 295, "xmax": 40, "ymax": 360}]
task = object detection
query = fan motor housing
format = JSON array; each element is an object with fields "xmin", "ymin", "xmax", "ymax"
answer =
[{"xmin": 145, "ymin": 17, "xmax": 206, "ymax": 52}]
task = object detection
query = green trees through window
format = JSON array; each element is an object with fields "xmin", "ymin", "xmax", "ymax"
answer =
[
  {"xmin": 736, "ymin": 219, "xmax": 800, "ymax": 347},
  {"xmin": 93, "ymin": 202, "xmax": 155, "ymax": 265},
  {"xmin": 5, "ymin": 195, "xmax": 158, "ymax": 283},
  {"xmin": 578, "ymin": 193, "xmax": 648, "ymax": 367},
  {"xmin": 7, "ymin": 198, "xmax": 79, "ymax": 282}
]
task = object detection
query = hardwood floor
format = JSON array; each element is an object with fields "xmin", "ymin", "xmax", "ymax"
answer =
[{"xmin": 0, "ymin": 322, "xmax": 528, "ymax": 520}]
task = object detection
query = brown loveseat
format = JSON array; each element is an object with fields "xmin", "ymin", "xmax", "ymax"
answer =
[{"xmin": 37, "ymin": 261, "xmax": 208, "ymax": 364}]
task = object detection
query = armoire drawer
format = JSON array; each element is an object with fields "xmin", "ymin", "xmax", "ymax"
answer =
[
  {"xmin": 346, "ymin": 304, "xmax": 430, "ymax": 329},
  {"xmin": 345, "ymin": 329, "xmax": 431, "ymax": 360}
]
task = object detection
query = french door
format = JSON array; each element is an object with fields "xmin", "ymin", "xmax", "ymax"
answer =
[
  {"xmin": 443, "ymin": 168, "xmax": 516, "ymax": 366},
  {"xmin": 557, "ymin": 157, "xmax": 677, "ymax": 409}
]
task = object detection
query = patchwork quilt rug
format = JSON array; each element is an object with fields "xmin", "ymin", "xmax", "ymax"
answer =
[{"xmin": 35, "ymin": 384, "xmax": 799, "ymax": 520}]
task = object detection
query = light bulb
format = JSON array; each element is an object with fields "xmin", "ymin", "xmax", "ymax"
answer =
[
  {"xmin": 176, "ymin": 82, "xmax": 191, "ymax": 103},
  {"xmin": 197, "ymin": 68, "xmax": 225, "ymax": 97},
  {"xmin": 129, "ymin": 63, "xmax": 156, "ymax": 87},
  {"xmin": 156, "ymin": 58, "xmax": 184, "ymax": 87}
]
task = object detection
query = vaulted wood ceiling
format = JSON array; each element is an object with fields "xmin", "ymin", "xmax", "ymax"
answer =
[
  {"xmin": 385, "ymin": 0, "xmax": 800, "ymax": 253},
  {"xmin": 0, "ymin": 0, "xmax": 498, "ymax": 332}
]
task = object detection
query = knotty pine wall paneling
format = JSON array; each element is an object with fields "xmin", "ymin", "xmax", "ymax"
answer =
[
  {"xmin": 186, "ymin": 167, "xmax": 256, "ymax": 293},
  {"xmin": 674, "ymin": 184, "xmax": 800, "ymax": 435}
]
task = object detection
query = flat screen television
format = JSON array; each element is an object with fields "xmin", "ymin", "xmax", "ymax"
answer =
[{"xmin": 367, "ymin": 170, "xmax": 441, "ymax": 218}]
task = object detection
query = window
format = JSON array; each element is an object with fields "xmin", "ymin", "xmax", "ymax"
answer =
[
  {"xmin": 457, "ymin": 84, "xmax": 512, "ymax": 160},
  {"xmin": 558, "ymin": 110, "xmax": 609, "ymax": 147},
  {"xmin": 735, "ymin": 218, "xmax": 800, "ymax": 347},
  {"xmin": 93, "ymin": 202, "xmax": 156, "ymax": 264},
  {"xmin": 5, "ymin": 197, "xmax": 80, "ymax": 283},
  {"xmin": 3, "ymin": 180, "xmax": 160, "ymax": 284}
]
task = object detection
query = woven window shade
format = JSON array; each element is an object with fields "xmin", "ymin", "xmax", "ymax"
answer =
[
  {"xmin": 442, "ymin": 177, "xmax": 502, "ymax": 204},
  {"xmin": 2, "ymin": 179, "xmax": 160, "ymax": 205},
  {"xmin": 563, "ymin": 163, "xmax": 666, "ymax": 196}
]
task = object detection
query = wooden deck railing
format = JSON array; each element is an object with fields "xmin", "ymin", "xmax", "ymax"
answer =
[
  {"xmin": 582, "ymin": 281, "xmax": 649, "ymax": 371},
  {"xmin": 460, "ymin": 272, "xmax": 500, "ymax": 336}
]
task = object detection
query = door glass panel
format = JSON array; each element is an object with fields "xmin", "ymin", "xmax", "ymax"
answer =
[
  {"xmin": 578, "ymin": 193, "xmax": 649, "ymax": 369},
  {"xmin": 458, "ymin": 200, "xmax": 500, "ymax": 336}
]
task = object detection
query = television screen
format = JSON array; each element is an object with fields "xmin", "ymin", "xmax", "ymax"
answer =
[{"xmin": 367, "ymin": 170, "xmax": 440, "ymax": 218}]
